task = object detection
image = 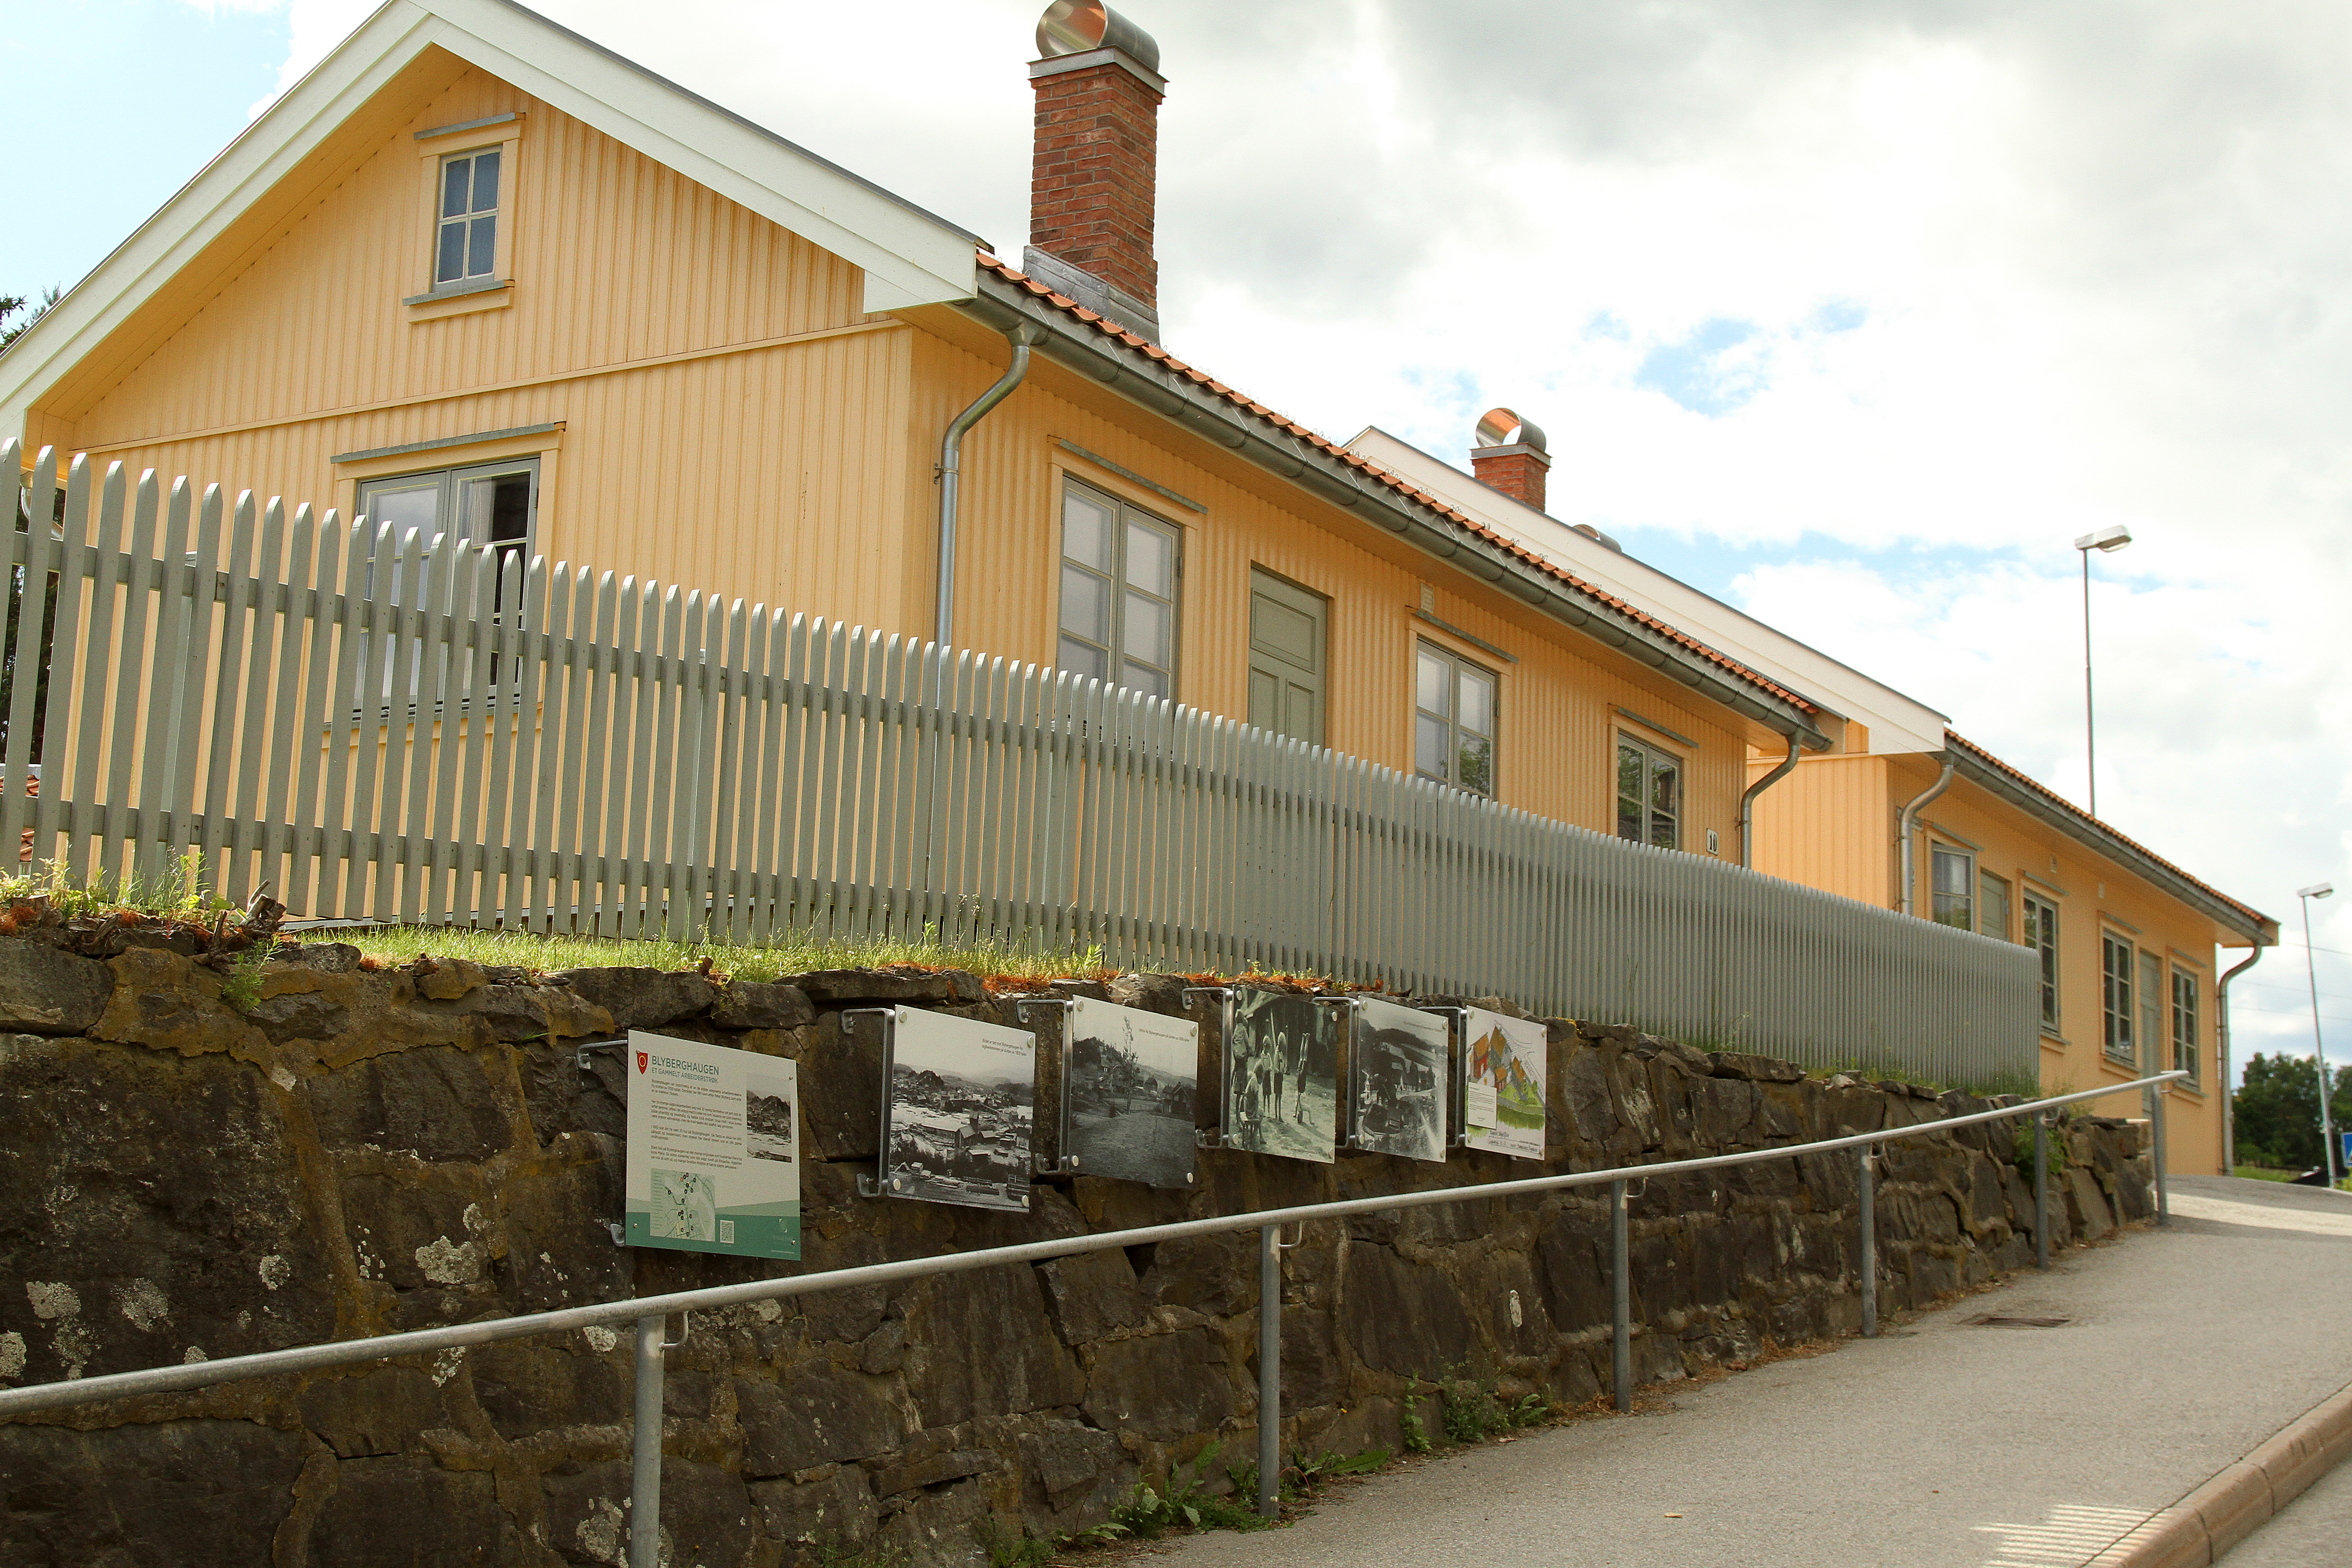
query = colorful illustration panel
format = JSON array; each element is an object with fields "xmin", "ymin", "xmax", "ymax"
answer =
[
  {"xmin": 881, "ymin": 1006, "xmax": 1037, "ymax": 1211},
  {"xmin": 1462, "ymin": 1008, "xmax": 1547, "ymax": 1160},
  {"xmin": 624, "ymin": 1031, "xmax": 801, "ymax": 1259},
  {"xmin": 1350, "ymin": 998, "xmax": 1450, "ymax": 1163},
  {"xmin": 1064, "ymin": 997, "xmax": 1200, "ymax": 1188},
  {"xmin": 1223, "ymin": 990, "xmax": 1337, "ymax": 1163}
]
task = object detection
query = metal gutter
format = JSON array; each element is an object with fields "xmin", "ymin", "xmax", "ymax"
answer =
[
  {"xmin": 1940, "ymin": 746, "xmax": 2278, "ymax": 946},
  {"xmin": 2216, "ymin": 942, "xmax": 2267, "ymax": 1171},
  {"xmin": 956, "ymin": 279, "xmax": 1832, "ymax": 753},
  {"xmin": 1740, "ymin": 729, "xmax": 1802, "ymax": 869},
  {"xmin": 1897, "ymin": 760, "xmax": 1957, "ymax": 917}
]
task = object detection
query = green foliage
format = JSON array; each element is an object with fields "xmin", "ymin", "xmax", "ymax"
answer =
[
  {"xmin": 1400, "ymin": 1401, "xmax": 1431, "ymax": 1454},
  {"xmin": 2011, "ymin": 1115, "xmax": 2073, "ymax": 1183},
  {"xmin": 973, "ymin": 1519, "xmax": 1054, "ymax": 1568},
  {"xmin": 218, "ymin": 945, "xmax": 269, "ymax": 1014},
  {"xmin": 0, "ymin": 287, "xmax": 57, "ymax": 352},
  {"xmin": 1096, "ymin": 1442, "xmax": 1267, "ymax": 1540},
  {"xmin": 1441, "ymin": 1379, "xmax": 1502, "ymax": 1444},
  {"xmin": 1288, "ymin": 1447, "xmax": 1390, "ymax": 1489},
  {"xmin": 2233, "ymin": 1052, "xmax": 2352, "ymax": 1172}
]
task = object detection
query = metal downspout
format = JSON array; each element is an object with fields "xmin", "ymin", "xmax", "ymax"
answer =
[
  {"xmin": 935, "ymin": 324, "xmax": 1043, "ymax": 646},
  {"xmin": 2216, "ymin": 942, "xmax": 2266, "ymax": 1173},
  {"xmin": 1739, "ymin": 729, "xmax": 1802, "ymax": 868},
  {"xmin": 1897, "ymin": 758, "xmax": 1956, "ymax": 917}
]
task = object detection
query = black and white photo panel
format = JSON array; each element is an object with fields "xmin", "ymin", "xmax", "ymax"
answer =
[
  {"xmin": 1462, "ymin": 1008, "xmax": 1547, "ymax": 1159},
  {"xmin": 1063, "ymin": 997, "xmax": 1199, "ymax": 1188},
  {"xmin": 1223, "ymin": 990, "xmax": 1337, "ymax": 1163},
  {"xmin": 879, "ymin": 1006, "xmax": 1037, "ymax": 1211},
  {"xmin": 1349, "ymin": 998, "xmax": 1450, "ymax": 1163}
]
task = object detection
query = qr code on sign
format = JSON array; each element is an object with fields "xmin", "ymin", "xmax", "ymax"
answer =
[{"xmin": 719, "ymin": 1220, "xmax": 735, "ymax": 1244}]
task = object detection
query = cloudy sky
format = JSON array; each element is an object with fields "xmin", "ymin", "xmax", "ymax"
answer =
[{"xmin": 8, "ymin": 0, "xmax": 2347, "ymax": 1083}]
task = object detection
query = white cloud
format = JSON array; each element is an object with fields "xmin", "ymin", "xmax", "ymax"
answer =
[{"xmin": 224, "ymin": 0, "xmax": 2352, "ymax": 1067}]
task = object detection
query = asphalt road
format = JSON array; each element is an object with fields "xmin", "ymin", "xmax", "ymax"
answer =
[{"xmin": 1157, "ymin": 1175, "xmax": 2352, "ymax": 1568}]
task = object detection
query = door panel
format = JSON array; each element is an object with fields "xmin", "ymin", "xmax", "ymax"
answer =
[{"xmin": 1248, "ymin": 568, "xmax": 1327, "ymax": 745}]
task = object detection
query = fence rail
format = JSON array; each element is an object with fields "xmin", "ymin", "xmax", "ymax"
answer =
[{"xmin": 4, "ymin": 442, "xmax": 2035, "ymax": 1083}]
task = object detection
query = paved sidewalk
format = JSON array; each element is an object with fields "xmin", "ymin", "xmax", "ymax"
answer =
[{"xmin": 1158, "ymin": 1176, "xmax": 2352, "ymax": 1568}]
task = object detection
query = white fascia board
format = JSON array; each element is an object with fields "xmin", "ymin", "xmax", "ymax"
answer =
[
  {"xmin": 0, "ymin": 1, "xmax": 444, "ymax": 442},
  {"xmin": 1345, "ymin": 426, "xmax": 1950, "ymax": 754},
  {"xmin": 0, "ymin": 0, "xmax": 978, "ymax": 442},
  {"xmin": 439, "ymin": 0, "xmax": 977, "ymax": 314}
]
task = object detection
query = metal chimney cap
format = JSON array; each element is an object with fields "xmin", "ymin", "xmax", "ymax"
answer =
[
  {"xmin": 1037, "ymin": 0, "xmax": 1161, "ymax": 73},
  {"xmin": 1475, "ymin": 407, "xmax": 1547, "ymax": 453}
]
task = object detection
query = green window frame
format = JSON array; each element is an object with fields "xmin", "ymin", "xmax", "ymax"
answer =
[
  {"xmin": 1979, "ymin": 870, "xmax": 2012, "ymax": 944},
  {"xmin": 1058, "ymin": 480, "xmax": 1179, "ymax": 699},
  {"xmin": 1246, "ymin": 568, "xmax": 1326, "ymax": 745}
]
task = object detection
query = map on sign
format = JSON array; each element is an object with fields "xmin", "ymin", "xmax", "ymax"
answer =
[{"xmin": 623, "ymin": 1030, "xmax": 800, "ymax": 1259}]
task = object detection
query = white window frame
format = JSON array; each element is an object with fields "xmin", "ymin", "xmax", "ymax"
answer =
[
  {"xmin": 407, "ymin": 115, "xmax": 524, "ymax": 311},
  {"xmin": 2100, "ymin": 931, "xmax": 2136, "ymax": 1066},
  {"xmin": 1056, "ymin": 478, "xmax": 1181, "ymax": 699},
  {"xmin": 2171, "ymin": 969, "xmax": 2201, "ymax": 1087},
  {"xmin": 1929, "ymin": 843, "xmax": 1975, "ymax": 932},
  {"xmin": 1614, "ymin": 732, "xmax": 1680, "ymax": 848},
  {"xmin": 1415, "ymin": 640, "xmax": 1498, "ymax": 797},
  {"xmin": 2024, "ymin": 892, "xmax": 2060, "ymax": 1033},
  {"xmin": 433, "ymin": 146, "xmax": 505, "ymax": 291}
]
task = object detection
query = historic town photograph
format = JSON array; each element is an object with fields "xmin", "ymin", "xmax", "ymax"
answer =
[
  {"xmin": 1224, "ymin": 990, "xmax": 1338, "ymax": 1163},
  {"xmin": 882, "ymin": 1009, "xmax": 1036, "ymax": 1211},
  {"xmin": 1349, "ymin": 999, "xmax": 1450, "ymax": 1162},
  {"xmin": 743, "ymin": 1065, "xmax": 797, "ymax": 1165},
  {"xmin": 1065, "ymin": 996, "xmax": 1197, "ymax": 1187}
]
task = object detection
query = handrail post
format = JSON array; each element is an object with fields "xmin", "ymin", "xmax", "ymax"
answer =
[
  {"xmin": 2150, "ymin": 1082, "xmax": 2169, "ymax": 1227},
  {"xmin": 1256, "ymin": 1224, "xmax": 1280, "ymax": 1518},
  {"xmin": 1857, "ymin": 1146, "xmax": 1877, "ymax": 1339},
  {"xmin": 2033, "ymin": 1113, "xmax": 2050, "ymax": 1271},
  {"xmin": 630, "ymin": 1313, "xmax": 665, "ymax": 1568},
  {"xmin": 1610, "ymin": 1178, "xmax": 1631, "ymax": 1412}
]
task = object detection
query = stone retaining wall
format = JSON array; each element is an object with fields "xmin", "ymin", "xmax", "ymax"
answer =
[{"xmin": 0, "ymin": 939, "xmax": 2152, "ymax": 1566}]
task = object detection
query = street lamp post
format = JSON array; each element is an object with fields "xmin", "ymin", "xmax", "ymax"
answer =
[
  {"xmin": 2298, "ymin": 882, "xmax": 2336, "ymax": 1187},
  {"xmin": 2072, "ymin": 525, "xmax": 2132, "ymax": 818}
]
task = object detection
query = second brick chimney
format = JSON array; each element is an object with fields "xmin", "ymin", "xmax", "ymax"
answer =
[
  {"xmin": 1470, "ymin": 407, "xmax": 1552, "ymax": 513},
  {"xmin": 1026, "ymin": 2, "xmax": 1166, "ymax": 341}
]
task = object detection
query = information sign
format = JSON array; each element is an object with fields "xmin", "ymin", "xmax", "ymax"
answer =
[{"xmin": 624, "ymin": 1030, "xmax": 800, "ymax": 1259}]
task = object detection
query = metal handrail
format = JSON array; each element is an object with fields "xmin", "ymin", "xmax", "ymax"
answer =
[{"xmin": 0, "ymin": 1069, "xmax": 2184, "ymax": 1566}]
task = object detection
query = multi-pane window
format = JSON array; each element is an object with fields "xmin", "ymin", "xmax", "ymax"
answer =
[
  {"xmin": 1614, "ymin": 735, "xmax": 1680, "ymax": 848},
  {"xmin": 435, "ymin": 148, "xmax": 503, "ymax": 289},
  {"xmin": 1414, "ymin": 642, "xmax": 1496, "ymax": 796},
  {"xmin": 356, "ymin": 457, "xmax": 537, "ymax": 573},
  {"xmin": 2023, "ymin": 893, "xmax": 2060, "ymax": 1031},
  {"xmin": 1979, "ymin": 871, "xmax": 2012, "ymax": 944},
  {"xmin": 2171, "ymin": 970, "xmax": 2201, "ymax": 1085},
  {"xmin": 1058, "ymin": 480, "xmax": 1178, "ymax": 698},
  {"xmin": 2101, "ymin": 932, "xmax": 2136, "ymax": 1065},
  {"xmin": 1930, "ymin": 845, "xmax": 1975, "ymax": 931}
]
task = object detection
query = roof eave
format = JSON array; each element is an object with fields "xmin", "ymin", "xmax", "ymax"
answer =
[
  {"xmin": 960, "ymin": 276, "xmax": 1830, "ymax": 751},
  {"xmin": 1939, "ymin": 745, "xmax": 2277, "ymax": 946}
]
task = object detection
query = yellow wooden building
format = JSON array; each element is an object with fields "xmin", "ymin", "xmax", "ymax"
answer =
[
  {"xmin": 0, "ymin": 0, "xmax": 1827, "ymax": 868},
  {"xmin": 0, "ymin": 0, "xmax": 2272, "ymax": 1171}
]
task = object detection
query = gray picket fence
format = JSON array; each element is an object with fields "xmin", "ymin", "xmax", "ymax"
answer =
[{"xmin": 2, "ymin": 442, "xmax": 2036, "ymax": 1085}]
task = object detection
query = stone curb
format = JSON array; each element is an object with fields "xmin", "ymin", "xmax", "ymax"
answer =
[{"xmin": 2084, "ymin": 1377, "xmax": 2352, "ymax": 1566}]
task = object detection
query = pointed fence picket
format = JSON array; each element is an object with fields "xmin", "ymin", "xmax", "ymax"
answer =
[{"xmin": 0, "ymin": 443, "xmax": 2037, "ymax": 1084}]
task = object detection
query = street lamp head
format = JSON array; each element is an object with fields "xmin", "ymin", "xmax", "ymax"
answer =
[
  {"xmin": 2073, "ymin": 524, "xmax": 2133, "ymax": 554},
  {"xmin": 2298, "ymin": 882, "xmax": 2334, "ymax": 900}
]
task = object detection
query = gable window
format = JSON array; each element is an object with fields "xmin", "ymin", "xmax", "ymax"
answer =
[
  {"xmin": 1247, "ymin": 568, "xmax": 1326, "ymax": 745},
  {"xmin": 1614, "ymin": 734, "xmax": 1679, "ymax": 848},
  {"xmin": 1979, "ymin": 871, "xmax": 2012, "ymax": 944},
  {"xmin": 2100, "ymin": 932, "xmax": 2136, "ymax": 1065},
  {"xmin": 1058, "ymin": 480, "xmax": 1178, "ymax": 698},
  {"xmin": 435, "ymin": 148, "xmax": 503, "ymax": 289},
  {"xmin": 2171, "ymin": 970, "xmax": 2201, "ymax": 1086},
  {"xmin": 1929, "ymin": 844, "xmax": 1975, "ymax": 931},
  {"xmin": 1415, "ymin": 642, "xmax": 1496, "ymax": 796},
  {"xmin": 2023, "ymin": 893, "xmax": 2059, "ymax": 1031}
]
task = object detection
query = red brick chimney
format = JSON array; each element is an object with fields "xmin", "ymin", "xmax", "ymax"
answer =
[
  {"xmin": 1470, "ymin": 407, "xmax": 1552, "ymax": 513},
  {"xmin": 1026, "ymin": 2, "xmax": 1165, "ymax": 341}
]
